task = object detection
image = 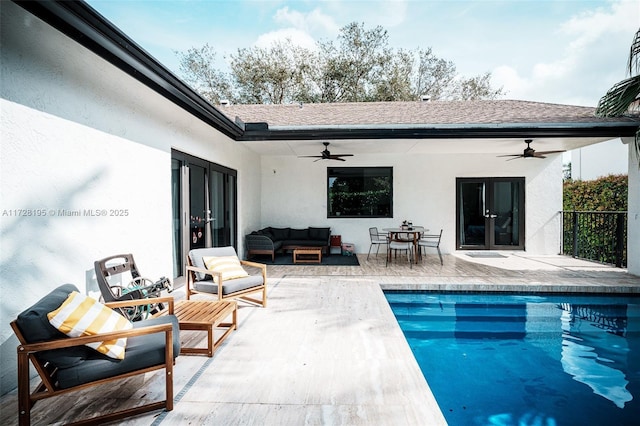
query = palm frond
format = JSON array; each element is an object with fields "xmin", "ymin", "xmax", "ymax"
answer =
[
  {"xmin": 595, "ymin": 75, "xmax": 640, "ymax": 117},
  {"xmin": 628, "ymin": 28, "xmax": 640, "ymax": 76}
]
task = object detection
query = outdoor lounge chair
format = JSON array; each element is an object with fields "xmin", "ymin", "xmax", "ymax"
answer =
[
  {"xmin": 186, "ymin": 246, "xmax": 267, "ymax": 307},
  {"xmin": 10, "ymin": 284, "xmax": 180, "ymax": 425}
]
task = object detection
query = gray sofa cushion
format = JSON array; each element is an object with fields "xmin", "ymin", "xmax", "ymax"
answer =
[
  {"xmin": 283, "ymin": 240, "xmax": 327, "ymax": 247},
  {"xmin": 289, "ymin": 228, "xmax": 309, "ymax": 240}
]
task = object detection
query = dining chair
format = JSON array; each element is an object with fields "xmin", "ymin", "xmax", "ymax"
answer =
[
  {"xmin": 418, "ymin": 229, "xmax": 443, "ymax": 265},
  {"xmin": 386, "ymin": 233, "xmax": 413, "ymax": 268},
  {"xmin": 367, "ymin": 227, "xmax": 389, "ymax": 260}
]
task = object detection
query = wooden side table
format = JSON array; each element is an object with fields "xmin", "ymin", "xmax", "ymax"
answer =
[
  {"xmin": 293, "ymin": 247, "xmax": 322, "ymax": 264},
  {"xmin": 164, "ymin": 300, "xmax": 237, "ymax": 357}
]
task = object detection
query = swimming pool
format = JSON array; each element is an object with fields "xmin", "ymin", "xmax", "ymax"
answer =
[{"xmin": 385, "ymin": 291, "xmax": 640, "ymax": 426}]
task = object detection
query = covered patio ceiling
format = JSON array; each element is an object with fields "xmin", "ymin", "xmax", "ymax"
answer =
[{"xmin": 232, "ymin": 134, "xmax": 622, "ymax": 158}]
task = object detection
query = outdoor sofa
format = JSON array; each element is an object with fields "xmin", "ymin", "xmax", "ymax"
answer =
[{"xmin": 245, "ymin": 226, "xmax": 331, "ymax": 261}]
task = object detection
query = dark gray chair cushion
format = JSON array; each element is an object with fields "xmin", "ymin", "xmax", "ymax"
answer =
[
  {"xmin": 56, "ymin": 315, "xmax": 180, "ymax": 389},
  {"xmin": 15, "ymin": 284, "xmax": 92, "ymax": 368},
  {"xmin": 15, "ymin": 284, "xmax": 180, "ymax": 386}
]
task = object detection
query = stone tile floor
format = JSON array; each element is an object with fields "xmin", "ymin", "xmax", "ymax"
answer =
[{"xmin": 1, "ymin": 252, "xmax": 638, "ymax": 425}]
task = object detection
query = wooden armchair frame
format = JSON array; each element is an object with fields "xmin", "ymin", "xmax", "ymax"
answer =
[
  {"xmin": 186, "ymin": 257, "xmax": 267, "ymax": 307},
  {"xmin": 11, "ymin": 296, "xmax": 176, "ymax": 426}
]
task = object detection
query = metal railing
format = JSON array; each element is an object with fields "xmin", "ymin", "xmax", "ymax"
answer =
[{"xmin": 560, "ymin": 211, "xmax": 627, "ymax": 268}]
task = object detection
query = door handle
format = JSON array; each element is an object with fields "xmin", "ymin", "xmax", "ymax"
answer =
[
  {"xmin": 484, "ymin": 210, "xmax": 497, "ymax": 219},
  {"xmin": 205, "ymin": 209, "xmax": 214, "ymax": 223}
]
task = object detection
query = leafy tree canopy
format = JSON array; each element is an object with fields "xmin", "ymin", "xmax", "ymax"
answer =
[{"xmin": 177, "ymin": 22, "xmax": 505, "ymax": 105}]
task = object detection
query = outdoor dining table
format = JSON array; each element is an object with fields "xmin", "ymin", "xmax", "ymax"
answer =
[{"xmin": 383, "ymin": 226, "xmax": 426, "ymax": 263}]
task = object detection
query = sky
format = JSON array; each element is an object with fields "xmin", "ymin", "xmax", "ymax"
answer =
[{"xmin": 86, "ymin": 0, "xmax": 639, "ymax": 107}]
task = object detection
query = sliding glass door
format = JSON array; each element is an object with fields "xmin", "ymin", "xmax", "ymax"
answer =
[
  {"xmin": 456, "ymin": 177, "xmax": 525, "ymax": 250},
  {"xmin": 171, "ymin": 150, "xmax": 237, "ymax": 277}
]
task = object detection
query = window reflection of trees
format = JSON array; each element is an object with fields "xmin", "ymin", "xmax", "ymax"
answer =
[{"xmin": 328, "ymin": 167, "xmax": 392, "ymax": 217}]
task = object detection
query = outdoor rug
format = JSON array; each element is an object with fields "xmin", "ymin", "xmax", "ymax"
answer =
[
  {"xmin": 251, "ymin": 253, "xmax": 360, "ymax": 266},
  {"xmin": 465, "ymin": 252, "xmax": 507, "ymax": 258}
]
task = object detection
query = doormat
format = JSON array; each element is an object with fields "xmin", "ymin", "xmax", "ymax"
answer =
[
  {"xmin": 251, "ymin": 253, "xmax": 360, "ymax": 266},
  {"xmin": 465, "ymin": 252, "xmax": 507, "ymax": 258}
]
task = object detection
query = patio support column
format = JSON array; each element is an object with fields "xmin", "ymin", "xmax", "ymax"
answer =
[{"xmin": 625, "ymin": 137, "xmax": 639, "ymax": 276}]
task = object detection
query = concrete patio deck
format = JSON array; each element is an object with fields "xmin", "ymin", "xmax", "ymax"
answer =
[{"xmin": 2, "ymin": 252, "xmax": 639, "ymax": 425}]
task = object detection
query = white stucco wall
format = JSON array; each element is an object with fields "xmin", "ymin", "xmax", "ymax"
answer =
[
  {"xmin": 627, "ymin": 141, "xmax": 639, "ymax": 276},
  {"xmin": 259, "ymin": 151, "xmax": 562, "ymax": 256},
  {"xmin": 0, "ymin": 2, "xmax": 261, "ymax": 394}
]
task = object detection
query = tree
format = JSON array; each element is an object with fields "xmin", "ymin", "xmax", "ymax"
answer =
[
  {"xmin": 176, "ymin": 43, "xmax": 233, "ymax": 104},
  {"xmin": 596, "ymin": 28, "xmax": 640, "ymax": 167},
  {"xmin": 230, "ymin": 40, "xmax": 314, "ymax": 104},
  {"xmin": 177, "ymin": 22, "xmax": 505, "ymax": 105},
  {"xmin": 315, "ymin": 23, "xmax": 394, "ymax": 102}
]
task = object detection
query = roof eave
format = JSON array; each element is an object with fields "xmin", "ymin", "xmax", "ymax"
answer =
[
  {"xmin": 240, "ymin": 122, "xmax": 640, "ymax": 141},
  {"xmin": 13, "ymin": 0, "xmax": 244, "ymax": 140}
]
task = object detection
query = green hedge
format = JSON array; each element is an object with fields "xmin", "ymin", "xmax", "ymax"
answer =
[
  {"xmin": 563, "ymin": 174, "xmax": 627, "ymax": 211},
  {"xmin": 562, "ymin": 174, "xmax": 627, "ymax": 266}
]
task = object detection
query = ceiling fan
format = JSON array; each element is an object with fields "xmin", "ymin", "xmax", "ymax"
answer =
[
  {"xmin": 498, "ymin": 139, "xmax": 566, "ymax": 160},
  {"xmin": 299, "ymin": 142, "xmax": 354, "ymax": 161}
]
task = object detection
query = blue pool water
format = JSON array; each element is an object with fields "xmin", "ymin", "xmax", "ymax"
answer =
[{"xmin": 385, "ymin": 292, "xmax": 640, "ymax": 426}]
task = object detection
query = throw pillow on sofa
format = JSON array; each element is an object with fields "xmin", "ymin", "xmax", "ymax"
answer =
[
  {"xmin": 269, "ymin": 227, "xmax": 290, "ymax": 241},
  {"xmin": 309, "ymin": 227, "xmax": 330, "ymax": 241}
]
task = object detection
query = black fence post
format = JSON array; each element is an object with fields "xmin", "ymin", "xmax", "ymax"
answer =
[
  {"xmin": 572, "ymin": 210, "xmax": 578, "ymax": 259},
  {"xmin": 615, "ymin": 212, "xmax": 625, "ymax": 268}
]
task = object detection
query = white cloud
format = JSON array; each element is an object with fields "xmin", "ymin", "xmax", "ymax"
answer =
[
  {"xmin": 274, "ymin": 6, "xmax": 339, "ymax": 34},
  {"xmin": 254, "ymin": 28, "xmax": 318, "ymax": 50},
  {"xmin": 492, "ymin": 0, "xmax": 639, "ymax": 106}
]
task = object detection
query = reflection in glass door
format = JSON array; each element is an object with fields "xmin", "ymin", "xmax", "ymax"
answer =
[
  {"xmin": 456, "ymin": 177, "xmax": 524, "ymax": 250},
  {"xmin": 171, "ymin": 150, "xmax": 237, "ymax": 277}
]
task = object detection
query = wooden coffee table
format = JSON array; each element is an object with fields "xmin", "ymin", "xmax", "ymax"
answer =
[
  {"xmin": 166, "ymin": 300, "xmax": 237, "ymax": 357},
  {"xmin": 293, "ymin": 247, "xmax": 322, "ymax": 264}
]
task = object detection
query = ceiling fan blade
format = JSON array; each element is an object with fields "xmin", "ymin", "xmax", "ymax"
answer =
[
  {"xmin": 506, "ymin": 156, "xmax": 524, "ymax": 161},
  {"xmin": 497, "ymin": 154, "xmax": 523, "ymax": 158},
  {"xmin": 331, "ymin": 154, "xmax": 353, "ymax": 158},
  {"xmin": 535, "ymin": 150, "xmax": 566, "ymax": 155}
]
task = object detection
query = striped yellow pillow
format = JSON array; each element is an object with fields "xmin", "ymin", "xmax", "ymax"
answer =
[
  {"xmin": 47, "ymin": 291, "xmax": 133, "ymax": 359},
  {"xmin": 203, "ymin": 255, "xmax": 249, "ymax": 283}
]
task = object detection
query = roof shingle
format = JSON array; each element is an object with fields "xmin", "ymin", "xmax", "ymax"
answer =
[{"xmin": 219, "ymin": 100, "xmax": 639, "ymax": 128}]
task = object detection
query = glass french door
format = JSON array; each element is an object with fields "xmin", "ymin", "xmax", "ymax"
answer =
[
  {"xmin": 171, "ymin": 150, "xmax": 237, "ymax": 277},
  {"xmin": 456, "ymin": 177, "xmax": 525, "ymax": 250}
]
